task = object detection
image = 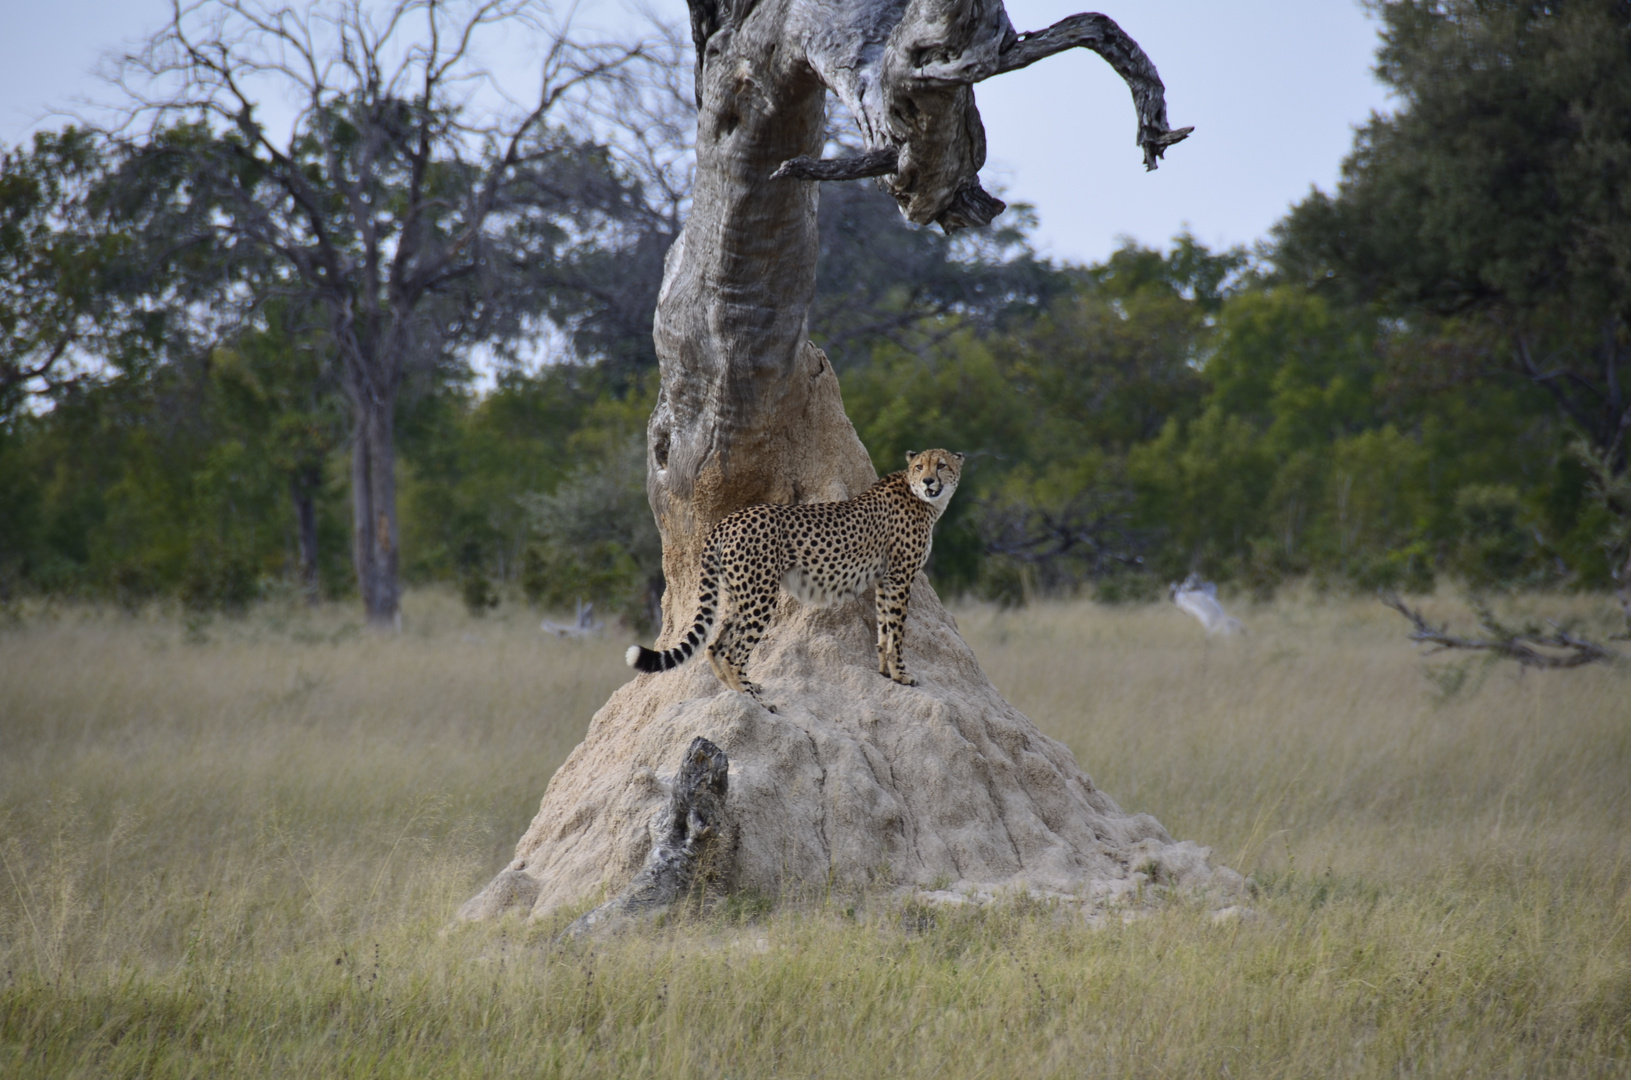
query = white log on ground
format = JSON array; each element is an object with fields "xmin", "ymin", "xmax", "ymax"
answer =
[{"xmin": 458, "ymin": 0, "xmax": 1235, "ymax": 924}]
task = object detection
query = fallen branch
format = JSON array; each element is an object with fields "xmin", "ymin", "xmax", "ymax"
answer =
[{"xmin": 1379, "ymin": 593, "xmax": 1619, "ymax": 670}]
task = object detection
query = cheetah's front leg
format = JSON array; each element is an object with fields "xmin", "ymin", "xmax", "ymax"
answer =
[{"xmin": 875, "ymin": 571, "xmax": 916, "ymax": 686}]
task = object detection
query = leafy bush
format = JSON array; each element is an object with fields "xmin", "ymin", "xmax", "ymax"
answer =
[
  {"xmin": 1452, "ymin": 485, "xmax": 1541, "ymax": 591},
  {"xmin": 521, "ymin": 439, "xmax": 663, "ymax": 630}
]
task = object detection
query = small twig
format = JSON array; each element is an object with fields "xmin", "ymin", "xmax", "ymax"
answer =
[{"xmin": 1379, "ymin": 592, "xmax": 1618, "ymax": 670}]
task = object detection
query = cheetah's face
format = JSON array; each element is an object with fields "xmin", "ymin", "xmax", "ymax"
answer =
[{"xmin": 904, "ymin": 449, "xmax": 965, "ymax": 509}]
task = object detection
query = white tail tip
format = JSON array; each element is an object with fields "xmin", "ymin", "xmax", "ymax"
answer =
[{"xmin": 625, "ymin": 645, "xmax": 642, "ymax": 667}]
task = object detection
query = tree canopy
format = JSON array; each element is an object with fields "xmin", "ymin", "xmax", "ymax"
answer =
[{"xmin": 2, "ymin": 0, "xmax": 1628, "ymax": 616}]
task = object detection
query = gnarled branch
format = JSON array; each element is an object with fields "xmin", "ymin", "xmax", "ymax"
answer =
[
  {"xmin": 771, "ymin": 7, "xmax": 1190, "ymax": 220},
  {"xmin": 772, "ymin": 147, "xmax": 900, "ymax": 182},
  {"xmin": 1380, "ymin": 593, "xmax": 1619, "ymax": 670},
  {"xmin": 994, "ymin": 13, "xmax": 1192, "ymax": 171}
]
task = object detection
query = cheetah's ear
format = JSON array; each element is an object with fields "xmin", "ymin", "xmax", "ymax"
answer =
[
  {"xmin": 953, "ymin": 452, "xmax": 966, "ymax": 463},
  {"xmin": 904, "ymin": 450, "xmax": 918, "ymax": 464}
]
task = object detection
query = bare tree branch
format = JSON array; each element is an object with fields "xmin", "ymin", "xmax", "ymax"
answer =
[
  {"xmin": 979, "ymin": 493, "xmax": 1146, "ymax": 584},
  {"xmin": 992, "ymin": 13, "xmax": 1192, "ymax": 171},
  {"xmin": 772, "ymin": 147, "xmax": 898, "ymax": 182},
  {"xmin": 772, "ymin": 5, "xmax": 1189, "ymax": 227},
  {"xmin": 1380, "ymin": 592, "xmax": 1619, "ymax": 670}
]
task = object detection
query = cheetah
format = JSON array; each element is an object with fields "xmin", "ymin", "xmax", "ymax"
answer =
[{"xmin": 626, "ymin": 449, "xmax": 965, "ymax": 705}]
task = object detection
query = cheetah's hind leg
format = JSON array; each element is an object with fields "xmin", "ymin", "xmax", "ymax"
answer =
[
  {"xmin": 706, "ymin": 624, "xmax": 777, "ymax": 713},
  {"xmin": 730, "ymin": 593, "xmax": 779, "ymax": 711}
]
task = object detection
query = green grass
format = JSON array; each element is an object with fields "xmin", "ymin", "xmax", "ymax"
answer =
[{"xmin": 2, "ymin": 589, "xmax": 1629, "ymax": 1077}]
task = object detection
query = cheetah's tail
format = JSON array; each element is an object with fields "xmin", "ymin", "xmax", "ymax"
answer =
[{"xmin": 626, "ymin": 547, "xmax": 720, "ymax": 674}]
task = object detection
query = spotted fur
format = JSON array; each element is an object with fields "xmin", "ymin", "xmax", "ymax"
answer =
[{"xmin": 626, "ymin": 449, "xmax": 965, "ymax": 704}]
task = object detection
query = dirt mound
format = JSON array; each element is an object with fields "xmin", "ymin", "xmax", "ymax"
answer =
[{"xmin": 458, "ymin": 582, "xmax": 1242, "ymax": 922}]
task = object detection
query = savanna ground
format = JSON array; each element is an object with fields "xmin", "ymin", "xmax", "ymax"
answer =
[{"xmin": 1, "ymin": 588, "xmax": 1628, "ymax": 1077}]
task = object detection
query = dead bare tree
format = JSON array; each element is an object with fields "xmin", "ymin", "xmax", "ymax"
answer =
[
  {"xmin": 647, "ymin": 0, "xmax": 1190, "ymax": 608},
  {"xmin": 1380, "ymin": 592, "xmax": 1620, "ymax": 670},
  {"xmin": 460, "ymin": 1, "xmax": 1222, "ymax": 926},
  {"xmin": 112, "ymin": 0, "xmax": 647, "ymax": 626}
]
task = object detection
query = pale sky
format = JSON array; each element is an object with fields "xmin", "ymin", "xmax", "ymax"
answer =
[{"xmin": 0, "ymin": 0, "xmax": 1391, "ymax": 266}]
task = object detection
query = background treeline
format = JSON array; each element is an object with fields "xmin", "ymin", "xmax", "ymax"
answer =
[{"xmin": 2, "ymin": 0, "xmax": 1628, "ymax": 623}]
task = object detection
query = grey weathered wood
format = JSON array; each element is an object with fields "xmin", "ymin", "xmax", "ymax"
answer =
[
  {"xmin": 992, "ymin": 14, "xmax": 1193, "ymax": 171},
  {"xmin": 564, "ymin": 737, "xmax": 730, "ymax": 935},
  {"xmin": 772, "ymin": 147, "xmax": 901, "ymax": 182},
  {"xmin": 777, "ymin": 10, "xmax": 1193, "ymax": 191},
  {"xmin": 646, "ymin": 0, "xmax": 1188, "ymax": 632}
]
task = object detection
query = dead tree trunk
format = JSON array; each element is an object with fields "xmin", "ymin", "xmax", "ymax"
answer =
[
  {"xmin": 647, "ymin": 0, "xmax": 1188, "ymax": 627},
  {"xmin": 460, "ymin": 2, "xmax": 1235, "ymax": 926},
  {"xmin": 560, "ymin": 738, "xmax": 732, "ymax": 936}
]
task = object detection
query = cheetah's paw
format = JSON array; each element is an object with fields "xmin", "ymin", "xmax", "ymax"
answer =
[{"xmin": 740, "ymin": 683, "xmax": 778, "ymax": 713}]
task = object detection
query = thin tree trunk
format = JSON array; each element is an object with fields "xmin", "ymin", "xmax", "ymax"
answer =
[
  {"xmin": 291, "ymin": 463, "xmax": 322, "ymax": 605},
  {"xmin": 1606, "ymin": 316, "xmax": 1628, "ymax": 475},
  {"xmin": 350, "ymin": 396, "xmax": 399, "ymax": 628}
]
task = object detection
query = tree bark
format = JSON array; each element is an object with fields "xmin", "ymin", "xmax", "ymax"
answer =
[
  {"xmin": 459, "ymin": 1, "xmax": 1236, "ymax": 925},
  {"xmin": 290, "ymin": 463, "xmax": 322, "ymax": 605},
  {"xmin": 350, "ymin": 395, "xmax": 400, "ymax": 628},
  {"xmin": 648, "ymin": 0, "xmax": 1187, "ymax": 614}
]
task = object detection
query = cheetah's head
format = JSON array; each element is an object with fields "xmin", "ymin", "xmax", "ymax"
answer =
[{"xmin": 904, "ymin": 449, "xmax": 965, "ymax": 512}]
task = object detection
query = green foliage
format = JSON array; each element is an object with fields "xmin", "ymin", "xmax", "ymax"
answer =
[
  {"xmin": 0, "ymin": 129, "xmax": 155, "ymax": 419},
  {"xmin": 8, "ymin": 0, "xmax": 1631, "ymax": 608},
  {"xmin": 1272, "ymin": 0, "xmax": 1631, "ymax": 586},
  {"xmin": 1278, "ymin": 0, "xmax": 1631, "ymax": 322},
  {"xmin": 396, "ymin": 368, "xmax": 598, "ymax": 587},
  {"xmin": 397, "ymin": 367, "xmax": 663, "ymax": 627},
  {"xmin": 520, "ymin": 434, "xmax": 662, "ymax": 630},
  {"xmin": 1452, "ymin": 485, "xmax": 1539, "ymax": 590},
  {"xmin": 515, "ymin": 453, "xmax": 655, "ymax": 629}
]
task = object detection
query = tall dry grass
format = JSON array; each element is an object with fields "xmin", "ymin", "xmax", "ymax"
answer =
[{"xmin": 1, "ymin": 588, "xmax": 1628, "ymax": 1077}]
